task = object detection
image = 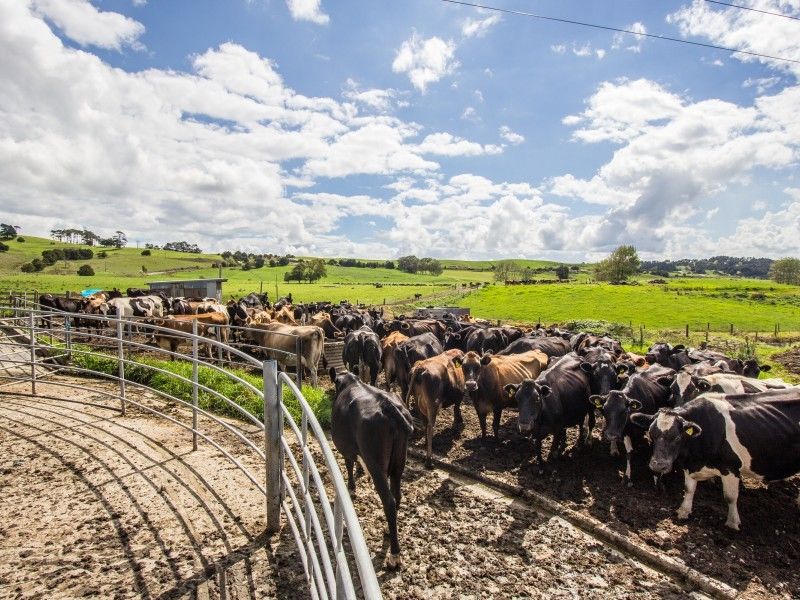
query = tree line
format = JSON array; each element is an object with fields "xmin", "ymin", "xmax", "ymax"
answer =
[{"xmin": 640, "ymin": 256, "xmax": 774, "ymax": 279}]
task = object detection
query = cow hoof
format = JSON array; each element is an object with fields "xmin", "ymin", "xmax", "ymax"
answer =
[
  {"xmin": 425, "ymin": 460, "xmax": 433, "ymax": 470},
  {"xmin": 725, "ymin": 519, "xmax": 740, "ymax": 531},
  {"xmin": 676, "ymin": 508, "xmax": 691, "ymax": 520},
  {"xmin": 385, "ymin": 552, "xmax": 402, "ymax": 570}
]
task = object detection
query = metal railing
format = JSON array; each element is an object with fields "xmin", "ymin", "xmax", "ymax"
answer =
[{"xmin": 0, "ymin": 304, "xmax": 381, "ymax": 600}]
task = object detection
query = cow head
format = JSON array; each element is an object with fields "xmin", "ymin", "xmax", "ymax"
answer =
[
  {"xmin": 645, "ymin": 343, "xmax": 686, "ymax": 368},
  {"xmin": 505, "ymin": 379, "xmax": 551, "ymax": 434},
  {"xmin": 670, "ymin": 371, "xmax": 710, "ymax": 406},
  {"xmin": 444, "ymin": 331, "xmax": 462, "ymax": 350},
  {"xmin": 630, "ymin": 409, "xmax": 702, "ymax": 475},
  {"xmin": 455, "ymin": 351, "xmax": 487, "ymax": 393},
  {"xmin": 590, "ymin": 390, "xmax": 642, "ymax": 443},
  {"xmin": 579, "ymin": 354, "xmax": 618, "ymax": 396},
  {"xmin": 742, "ymin": 359, "xmax": 770, "ymax": 379}
]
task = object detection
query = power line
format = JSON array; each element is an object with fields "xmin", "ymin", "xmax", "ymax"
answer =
[
  {"xmin": 439, "ymin": 0, "xmax": 800, "ymax": 65},
  {"xmin": 703, "ymin": 0, "xmax": 800, "ymax": 22}
]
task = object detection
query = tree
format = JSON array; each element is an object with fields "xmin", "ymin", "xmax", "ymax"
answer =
[
  {"xmin": 397, "ymin": 255, "xmax": 420, "ymax": 273},
  {"xmin": 494, "ymin": 260, "xmax": 519, "ymax": 283},
  {"xmin": 277, "ymin": 255, "xmax": 290, "ymax": 267},
  {"xmin": 253, "ymin": 256, "xmax": 265, "ymax": 269},
  {"xmin": 555, "ymin": 264, "xmax": 570, "ymax": 281},
  {"xmin": 595, "ymin": 245, "xmax": 640, "ymax": 283},
  {"xmin": 114, "ymin": 230, "xmax": 127, "ymax": 248},
  {"xmin": 283, "ymin": 263, "xmax": 305, "ymax": 282},
  {"xmin": 769, "ymin": 257, "xmax": 800, "ymax": 285},
  {"xmin": 77, "ymin": 264, "xmax": 95, "ymax": 276},
  {"xmin": 0, "ymin": 241, "xmax": 8, "ymax": 253},
  {"xmin": 305, "ymin": 258, "xmax": 327, "ymax": 282},
  {"xmin": 419, "ymin": 257, "xmax": 443, "ymax": 276},
  {"xmin": 0, "ymin": 223, "xmax": 19, "ymax": 240}
]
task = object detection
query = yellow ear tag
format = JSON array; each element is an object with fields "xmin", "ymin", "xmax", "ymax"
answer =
[
  {"xmin": 685, "ymin": 426, "xmax": 694, "ymax": 436},
  {"xmin": 507, "ymin": 389, "xmax": 515, "ymax": 398}
]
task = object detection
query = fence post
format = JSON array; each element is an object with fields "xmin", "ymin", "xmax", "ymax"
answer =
[
  {"xmin": 264, "ymin": 359, "xmax": 281, "ymax": 533},
  {"xmin": 192, "ymin": 319, "xmax": 199, "ymax": 452},
  {"xmin": 685, "ymin": 324, "xmax": 689, "ymax": 338},
  {"xmin": 65, "ymin": 314, "xmax": 72, "ymax": 361},
  {"xmin": 730, "ymin": 323, "xmax": 734, "ymax": 335},
  {"xmin": 29, "ymin": 311, "xmax": 36, "ymax": 395},
  {"xmin": 706, "ymin": 323, "xmax": 710, "ymax": 342},
  {"xmin": 295, "ymin": 336, "xmax": 303, "ymax": 388},
  {"xmin": 639, "ymin": 325, "xmax": 644, "ymax": 347},
  {"xmin": 117, "ymin": 318, "xmax": 126, "ymax": 416}
]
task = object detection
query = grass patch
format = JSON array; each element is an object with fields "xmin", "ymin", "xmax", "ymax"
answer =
[{"xmin": 68, "ymin": 345, "xmax": 332, "ymax": 428}]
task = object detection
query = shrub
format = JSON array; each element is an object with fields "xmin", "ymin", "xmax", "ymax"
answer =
[
  {"xmin": 77, "ymin": 264, "xmax": 95, "ymax": 276},
  {"xmin": 16, "ymin": 237, "xmax": 24, "ymax": 242},
  {"xmin": 0, "ymin": 241, "xmax": 8, "ymax": 253},
  {"xmin": 141, "ymin": 249, "xmax": 151, "ymax": 256}
]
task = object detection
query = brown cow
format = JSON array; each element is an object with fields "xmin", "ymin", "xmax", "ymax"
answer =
[
  {"xmin": 457, "ymin": 350, "xmax": 549, "ymax": 440},
  {"xmin": 405, "ymin": 349, "xmax": 465, "ymax": 468},
  {"xmin": 149, "ymin": 313, "xmax": 231, "ymax": 361},
  {"xmin": 245, "ymin": 322, "xmax": 324, "ymax": 386},
  {"xmin": 310, "ymin": 311, "xmax": 343, "ymax": 339},
  {"xmin": 381, "ymin": 331, "xmax": 409, "ymax": 390},
  {"xmin": 271, "ymin": 306, "xmax": 298, "ymax": 325}
]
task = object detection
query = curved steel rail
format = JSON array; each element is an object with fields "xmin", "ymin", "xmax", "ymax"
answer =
[{"xmin": 0, "ymin": 303, "xmax": 381, "ymax": 600}]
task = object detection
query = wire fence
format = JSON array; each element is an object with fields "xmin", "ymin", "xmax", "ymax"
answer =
[{"xmin": 0, "ymin": 304, "xmax": 382, "ymax": 600}]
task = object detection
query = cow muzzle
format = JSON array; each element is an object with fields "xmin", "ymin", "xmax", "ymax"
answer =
[
  {"xmin": 648, "ymin": 458, "xmax": 673, "ymax": 475},
  {"xmin": 465, "ymin": 380, "xmax": 478, "ymax": 392},
  {"xmin": 603, "ymin": 430, "xmax": 620, "ymax": 443},
  {"xmin": 518, "ymin": 422, "xmax": 532, "ymax": 434}
]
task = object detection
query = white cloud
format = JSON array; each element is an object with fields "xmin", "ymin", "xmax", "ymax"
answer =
[
  {"xmin": 596, "ymin": 48, "xmax": 606, "ymax": 60},
  {"xmin": 414, "ymin": 132, "xmax": 502, "ymax": 157},
  {"xmin": 612, "ymin": 22, "xmax": 647, "ymax": 53},
  {"xmin": 31, "ymin": 0, "xmax": 145, "ymax": 51},
  {"xmin": 499, "ymin": 125, "xmax": 524, "ymax": 145},
  {"xmin": 550, "ymin": 44, "xmax": 566, "ymax": 55},
  {"xmin": 483, "ymin": 67, "xmax": 493, "ymax": 77},
  {"xmin": 285, "ymin": 0, "xmax": 329, "ymax": 25},
  {"xmin": 343, "ymin": 78, "xmax": 399, "ymax": 112},
  {"xmin": 474, "ymin": 89, "xmax": 484, "ymax": 103},
  {"xmin": 392, "ymin": 32, "xmax": 458, "ymax": 93},
  {"xmin": 461, "ymin": 14, "xmax": 501, "ymax": 38},
  {"xmin": 743, "ymin": 76, "xmax": 781, "ymax": 94},
  {"xmin": 461, "ymin": 106, "xmax": 479, "ymax": 121},
  {"xmin": 572, "ymin": 42, "xmax": 592, "ymax": 57}
]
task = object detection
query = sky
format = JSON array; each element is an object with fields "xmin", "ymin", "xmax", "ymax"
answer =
[{"xmin": 0, "ymin": 0, "xmax": 798, "ymax": 261}]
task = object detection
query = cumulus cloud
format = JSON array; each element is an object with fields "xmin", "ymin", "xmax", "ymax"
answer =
[
  {"xmin": 499, "ymin": 125, "xmax": 524, "ymax": 145},
  {"xmin": 392, "ymin": 32, "xmax": 458, "ymax": 92},
  {"xmin": 743, "ymin": 76, "xmax": 781, "ymax": 94},
  {"xmin": 461, "ymin": 14, "xmax": 501, "ymax": 38},
  {"xmin": 285, "ymin": 0, "xmax": 329, "ymax": 25},
  {"xmin": 550, "ymin": 44, "xmax": 566, "ymax": 55},
  {"xmin": 414, "ymin": 132, "xmax": 502, "ymax": 156},
  {"xmin": 31, "ymin": 0, "xmax": 145, "ymax": 51},
  {"xmin": 342, "ymin": 78, "xmax": 399, "ymax": 112},
  {"xmin": 612, "ymin": 22, "xmax": 647, "ymax": 53}
]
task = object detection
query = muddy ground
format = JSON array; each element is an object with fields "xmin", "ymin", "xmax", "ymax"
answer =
[
  {"xmin": 408, "ymin": 388, "xmax": 800, "ymax": 599},
  {"xmin": 1, "ymin": 377, "xmax": 702, "ymax": 599}
]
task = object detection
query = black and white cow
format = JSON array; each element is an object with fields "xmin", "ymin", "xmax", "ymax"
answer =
[
  {"xmin": 329, "ymin": 369, "xmax": 413, "ymax": 568},
  {"xmin": 108, "ymin": 296, "xmax": 166, "ymax": 318},
  {"xmin": 631, "ymin": 389, "xmax": 800, "ymax": 530},
  {"xmin": 590, "ymin": 364, "xmax": 675, "ymax": 485},
  {"xmin": 646, "ymin": 343, "xmax": 692, "ymax": 371}
]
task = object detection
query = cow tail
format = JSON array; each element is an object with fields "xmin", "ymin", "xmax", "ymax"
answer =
[
  {"xmin": 385, "ymin": 396, "xmax": 414, "ymax": 436},
  {"xmin": 404, "ymin": 366, "xmax": 419, "ymax": 408}
]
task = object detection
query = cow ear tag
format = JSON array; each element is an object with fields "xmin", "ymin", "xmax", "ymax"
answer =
[
  {"xmin": 593, "ymin": 397, "xmax": 603, "ymax": 408},
  {"xmin": 453, "ymin": 358, "xmax": 462, "ymax": 368}
]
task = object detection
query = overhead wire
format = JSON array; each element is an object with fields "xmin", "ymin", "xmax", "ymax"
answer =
[
  {"xmin": 439, "ymin": 0, "xmax": 800, "ymax": 65},
  {"xmin": 702, "ymin": 0, "xmax": 800, "ymax": 22}
]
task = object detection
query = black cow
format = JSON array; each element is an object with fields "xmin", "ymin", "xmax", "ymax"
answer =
[
  {"xmin": 329, "ymin": 369, "xmax": 413, "ymax": 569},
  {"xmin": 496, "ymin": 335, "xmax": 571, "ymax": 358},
  {"xmin": 342, "ymin": 326, "xmax": 382, "ymax": 386},
  {"xmin": 464, "ymin": 327, "xmax": 522, "ymax": 354},
  {"xmin": 670, "ymin": 362, "xmax": 730, "ymax": 406},
  {"xmin": 510, "ymin": 354, "xmax": 592, "ymax": 473},
  {"xmin": 590, "ymin": 364, "xmax": 675, "ymax": 485},
  {"xmin": 393, "ymin": 333, "xmax": 444, "ymax": 401},
  {"xmin": 631, "ymin": 389, "xmax": 800, "ymax": 530},
  {"xmin": 646, "ymin": 343, "xmax": 692, "ymax": 371},
  {"xmin": 335, "ymin": 313, "xmax": 365, "ymax": 334}
]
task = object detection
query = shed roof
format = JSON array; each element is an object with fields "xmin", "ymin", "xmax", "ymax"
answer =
[{"xmin": 147, "ymin": 278, "xmax": 227, "ymax": 286}]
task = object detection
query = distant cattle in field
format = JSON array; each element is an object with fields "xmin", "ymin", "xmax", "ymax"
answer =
[
  {"xmin": 631, "ymin": 389, "xmax": 800, "ymax": 530},
  {"xmin": 330, "ymin": 369, "xmax": 413, "ymax": 569}
]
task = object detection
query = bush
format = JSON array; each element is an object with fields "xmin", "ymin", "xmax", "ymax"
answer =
[
  {"xmin": 16, "ymin": 237, "xmax": 24, "ymax": 242},
  {"xmin": 77, "ymin": 264, "xmax": 95, "ymax": 276},
  {"xmin": 141, "ymin": 249, "xmax": 151, "ymax": 256},
  {"xmin": 0, "ymin": 241, "xmax": 8, "ymax": 253}
]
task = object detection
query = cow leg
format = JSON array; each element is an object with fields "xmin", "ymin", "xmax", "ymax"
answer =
[
  {"xmin": 609, "ymin": 440, "xmax": 620, "ymax": 457},
  {"xmin": 492, "ymin": 406, "xmax": 502, "ymax": 441},
  {"xmin": 425, "ymin": 406, "xmax": 438, "ymax": 469},
  {"xmin": 534, "ymin": 438, "xmax": 545, "ymax": 475},
  {"xmin": 585, "ymin": 412, "xmax": 595, "ymax": 446},
  {"xmin": 721, "ymin": 473, "xmax": 741, "ymax": 530},
  {"xmin": 453, "ymin": 399, "xmax": 463, "ymax": 426},
  {"xmin": 477, "ymin": 410, "xmax": 488, "ymax": 440},
  {"xmin": 677, "ymin": 471, "xmax": 698, "ymax": 520},
  {"xmin": 622, "ymin": 435, "xmax": 634, "ymax": 487},
  {"xmin": 345, "ymin": 457, "xmax": 356, "ymax": 494},
  {"xmin": 363, "ymin": 458, "xmax": 401, "ymax": 569}
]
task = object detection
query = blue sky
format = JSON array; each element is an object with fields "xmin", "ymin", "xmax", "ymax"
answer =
[{"xmin": 0, "ymin": 0, "xmax": 798, "ymax": 260}]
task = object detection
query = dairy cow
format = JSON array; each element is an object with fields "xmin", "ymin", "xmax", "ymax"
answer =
[{"xmin": 342, "ymin": 326, "xmax": 382, "ymax": 386}]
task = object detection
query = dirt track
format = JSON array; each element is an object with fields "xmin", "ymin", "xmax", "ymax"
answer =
[{"xmin": 0, "ymin": 377, "xmax": 702, "ymax": 599}]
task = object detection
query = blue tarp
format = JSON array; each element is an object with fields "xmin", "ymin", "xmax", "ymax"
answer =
[{"xmin": 80, "ymin": 288, "xmax": 103, "ymax": 297}]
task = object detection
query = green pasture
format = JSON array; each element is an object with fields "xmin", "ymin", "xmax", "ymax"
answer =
[{"xmin": 456, "ymin": 280, "xmax": 800, "ymax": 332}]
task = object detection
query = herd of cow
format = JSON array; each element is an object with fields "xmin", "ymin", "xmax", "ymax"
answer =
[{"xmin": 30, "ymin": 289, "xmax": 800, "ymax": 571}]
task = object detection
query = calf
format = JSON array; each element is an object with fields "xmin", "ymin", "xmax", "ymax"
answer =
[
  {"xmin": 342, "ymin": 326, "xmax": 382, "ymax": 386},
  {"xmin": 631, "ymin": 390, "xmax": 800, "ymax": 530},
  {"xmin": 330, "ymin": 369, "xmax": 413, "ymax": 569},
  {"xmin": 457, "ymin": 350, "xmax": 548, "ymax": 441},
  {"xmin": 508, "ymin": 354, "xmax": 591, "ymax": 473},
  {"xmin": 405, "ymin": 349, "xmax": 466, "ymax": 467},
  {"xmin": 589, "ymin": 364, "xmax": 675, "ymax": 485}
]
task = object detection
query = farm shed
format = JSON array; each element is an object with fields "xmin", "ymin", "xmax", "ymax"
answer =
[
  {"xmin": 148, "ymin": 278, "xmax": 227, "ymax": 302},
  {"xmin": 414, "ymin": 307, "xmax": 470, "ymax": 319}
]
